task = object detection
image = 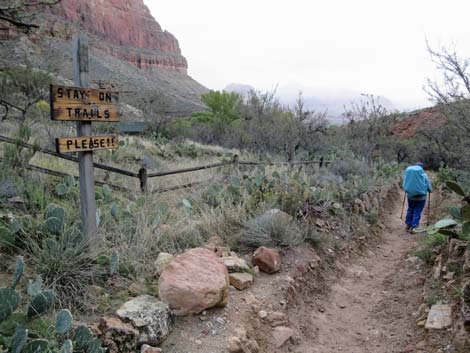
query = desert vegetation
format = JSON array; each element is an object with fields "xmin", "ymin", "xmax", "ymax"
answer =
[{"xmin": 3, "ymin": 1, "xmax": 470, "ymax": 350}]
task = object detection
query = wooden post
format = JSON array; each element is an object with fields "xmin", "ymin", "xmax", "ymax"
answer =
[
  {"xmin": 138, "ymin": 166, "xmax": 148, "ymax": 193},
  {"xmin": 73, "ymin": 35, "xmax": 97, "ymax": 239},
  {"xmin": 319, "ymin": 157, "xmax": 324, "ymax": 168}
]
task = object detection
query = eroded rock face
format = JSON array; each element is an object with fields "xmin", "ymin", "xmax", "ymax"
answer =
[
  {"xmin": 158, "ymin": 248, "xmax": 230, "ymax": 315},
  {"xmin": 45, "ymin": 0, "xmax": 188, "ymax": 72},
  {"xmin": 116, "ymin": 295, "xmax": 174, "ymax": 345}
]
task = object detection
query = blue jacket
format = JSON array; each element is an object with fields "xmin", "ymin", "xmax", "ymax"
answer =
[{"xmin": 403, "ymin": 165, "xmax": 432, "ymax": 200}]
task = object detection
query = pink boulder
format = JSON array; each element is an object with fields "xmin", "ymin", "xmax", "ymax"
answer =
[
  {"xmin": 158, "ymin": 248, "xmax": 229, "ymax": 315},
  {"xmin": 253, "ymin": 247, "xmax": 281, "ymax": 274}
]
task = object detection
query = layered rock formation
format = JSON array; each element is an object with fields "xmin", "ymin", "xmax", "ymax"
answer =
[
  {"xmin": 0, "ymin": 0, "xmax": 207, "ymax": 114},
  {"xmin": 45, "ymin": 0, "xmax": 188, "ymax": 72}
]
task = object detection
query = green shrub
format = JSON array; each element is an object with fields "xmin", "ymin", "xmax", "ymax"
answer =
[
  {"xmin": 235, "ymin": 211, "xmax": 303, "ymax": 250},
  {"xmin": 415, "ymin": 248, "xmax": 435, "ymax": 265},
  {"xmin": 27, "ymin": 233, "xmax": 103, "ymax": 308}
]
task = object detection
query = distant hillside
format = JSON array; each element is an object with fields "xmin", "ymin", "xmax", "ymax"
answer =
[
  {"xmin": 225, "ymin": 82, "xmax": 396, "ymax": 124},
  {"xmin": 392, "ymin": 106, "xmax": 447, "ymax": 138},
  {"xmin": 0, "ymin": 0, "xmax": 208, "ymax": 115}
]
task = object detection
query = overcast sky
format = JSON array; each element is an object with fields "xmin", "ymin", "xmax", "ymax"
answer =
[{"xmin": 147, "ymin": 0, "xmax": 470, "ymax": 109}]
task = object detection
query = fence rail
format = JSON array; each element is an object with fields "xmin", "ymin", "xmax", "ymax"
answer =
[{"xmin": 0, "ymin": 134, "xmax": 332, "ymax": 194}]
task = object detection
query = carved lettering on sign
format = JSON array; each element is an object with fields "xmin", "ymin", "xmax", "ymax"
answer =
[
  {"xmin": 56, "ymin": 135, "xmax": 119, "ymax": 153},
  {"xmin": 50, "ymin": 84, "xmax": 120, "ymax": 122}
]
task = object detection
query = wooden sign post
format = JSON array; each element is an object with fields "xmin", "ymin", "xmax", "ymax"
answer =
[
  {"xmin": 73, "ymin": 35, "xmax": 97, "ymax": 240},
  {"xmin": 49, "ymin": 35, "xmax": 121, "ymax": 239}
]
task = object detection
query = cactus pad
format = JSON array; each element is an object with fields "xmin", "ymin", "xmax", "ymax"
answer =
[
  {"xmin": 44, "ymin": 203, "xmax": 66, "ymax": 235},
  {"xmin": 73, "ymin": 325, "xmax": 93, "ymax": 351},
  {"xmin": 27, "ymin": 290, "xmax": 55, "ymax": 319},
  {"xmin": 22, "ymin": 339, "xmax": 49, "ymax": 353},
  {"xmin": 0, "ymin": 287, "xmax": 20, "ymax": 322},
  {"xmin": 59, "ymin": 339, "xmax": 73, "ymax": 353},
  {"xmin": 11, "ymin": 256, "xmax": 24, "ymax": 289},
  {"xmin": 27, "ymin": 276, "xmax": 43, "ymax": 298},
  {"xmin": 110, "ymin": 252, "xmax": 119, "ymax": 275},
  {"xmin": 56, "ymin": 309, "xmax": 73, "ymax": 335},
  {"xmin": 11, "ymin": 325, "xmax": 28, "ymax": 353},
  {"xmin": 87, "ymin": 338, "xmax": 105, "ymax": 353}
]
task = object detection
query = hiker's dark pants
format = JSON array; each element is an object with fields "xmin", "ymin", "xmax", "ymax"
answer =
[{"xmin": 405, "ymin": 198, "xmax": 426, "ymax": 228}]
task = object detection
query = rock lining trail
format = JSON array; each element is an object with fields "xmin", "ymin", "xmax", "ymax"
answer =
[
  {"xmin": 299, "ymin": 191, "xmax": 426, "ymax": 353},
  {"xmin": 160, "ymin": 191, "xmax": 435, "ymax": 353}
]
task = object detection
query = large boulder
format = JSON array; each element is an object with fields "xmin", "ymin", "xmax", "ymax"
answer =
[
  {"xmin": 116, "ymin": 295, "xmax": 174, "ymax": 345},
  {"xmin": 253, "ymin": 247, "xmax": 281, "ymax": 274},
  {"xmin": 158, "ymin": 248, "xmax": 230, "ymax": 315}
]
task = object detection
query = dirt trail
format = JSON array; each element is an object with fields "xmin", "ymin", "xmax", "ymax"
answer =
[{"xmin": 298, "ymin": 192, "xmax": 426, "ymax": 353}]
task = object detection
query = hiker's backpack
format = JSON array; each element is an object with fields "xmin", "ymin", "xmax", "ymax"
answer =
[{"xmin": 403, "ymin": 166, "xmax": 428, "ymax": 197}]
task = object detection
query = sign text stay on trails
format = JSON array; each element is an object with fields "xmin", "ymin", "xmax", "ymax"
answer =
[{"xmin": 50, "ymin": 84, "xmax": 120, "ymax": 122}]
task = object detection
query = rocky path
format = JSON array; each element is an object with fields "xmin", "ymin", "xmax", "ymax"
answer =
[{"xmin": 299, "ymin": 192, "xmax": 426, "ymax": 353}]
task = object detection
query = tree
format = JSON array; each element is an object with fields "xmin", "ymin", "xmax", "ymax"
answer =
[
  {"xmin": 0, "ymin": 0, "xmax": 62, "ymax": 31},
  {"xmin": 135, "ymin": 90, "xmax": 170, "ymax": 134},
  {"xmin": 0, "ymin": 64, "xmax": 52, "ymax": 123},
  {"xmin": 424, "ymin": 42, "xmax": 470, "ymax": 168}
]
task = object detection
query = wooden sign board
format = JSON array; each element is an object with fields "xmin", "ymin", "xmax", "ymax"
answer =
[
  {"xmin": 56, "ymin": 135, "xmax": 119, "ymax": 153},
  {"xmin": 50, "ymin": 84, "xmax": 120, "ymax": 122}
]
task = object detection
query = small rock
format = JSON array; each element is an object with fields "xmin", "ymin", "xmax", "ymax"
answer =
[
  {"xmin": 258, "ymin": 310, "xmax": 268, "ymax": 319},
  {"xmin": 219, "ymin": 256, "xmax": 250, "ymax": 272},
  {"xmin": 253, "ymin": 266, "xmax": 260, "ymax": 274},
  {"xmin": 116, "ymin": 295, "xmax": 174, "ymax": 345},
  {"xmin": 98, "ymin": 316, "xmax": 139, "ymax": 353},
  {"xmin": 195, "ymin": 339, "xmax": 202, "ymax": 345},
  {"xmin": 229, "ymin": 273, "xmax": 254, "ymax": 290},
  {"xmin": 417, "ymin": 320, "xmax": 426, "ymax": 327},
  {"xmin": 227, "ymin": 336, "xmax": 242, "ymax": 352},
  {"xmin": 141, "ymin": 344, "xmax": 162, "ymax": 353},
  {"xmin": 128, "ymin": 282, "xmax": 146, "ymax": 296},
  {"xmin": 272, "ymin": 326, "xmax": 294, "ymax": 348},
  {"xmin": 253, "ymin": 247, "xmax": 281, "ymax": 274},
  {"xmin": 413, "ymin": 303, "xmax": 427, "ymax": 318},
  {"xmin": 154, "ymin": 253, "xmax": 174, "ymax": 276},
  {"xmin": 425, "ymin": 304, "xmax": 452, "ymax": 330}
]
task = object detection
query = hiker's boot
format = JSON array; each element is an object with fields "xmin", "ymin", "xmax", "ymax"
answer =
[{"xmin": 405, "ymin": 225, "xmax": 411, "ymax": 232}]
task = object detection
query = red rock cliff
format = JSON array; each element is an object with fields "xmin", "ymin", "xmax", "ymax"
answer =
[{"xmin": 46, "ymin": 0, "xmax": 188, "ymax": 72}]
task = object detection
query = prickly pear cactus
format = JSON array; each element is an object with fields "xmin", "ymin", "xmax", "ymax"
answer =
[
  {"xmin": 27, "ymin": 276, "xmax": 43, "ymax": 298},
  {"xmin": 22, "ymin": 339, "xmax": 49, "ymax": 353},
  {"xmin": 11, "ymin": 256, "xmax": 24, "ymax": 289},
  {"xmin": 43, "ymin": 203, "xmax": 66, "ymax": 235},
  {"xmin": 0, "ymin": 287, "xmax": 20, "ymax": 321},
  {"xmin": 59, "ymin": 339, "xmax": 73, "ymax": 353},
  {"xmin": 73, "ymin": 325, "xmax": 93, "ymax": 351},
  {"xmin": 110, "ymin": 252, "xmax": 119, "ymax": 275},
  {"xmin": 27, "ymin": 290, "xmax": 55, "ymax": 319},
  {"xmin": 56, "ymin": 309, "xmax": 73, "ymax": 335},
  {"xmin": 87, "ymin": 338, "xmax": 105, "ymax": 353},
  {"xmin": 11, "ymin": 325, "xmax": 28, "ymax": 353}
]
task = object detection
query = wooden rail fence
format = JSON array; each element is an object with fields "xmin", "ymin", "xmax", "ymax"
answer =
[{"xmin": 0, "ymin": 134, "xmax": 332, "ymax": 194}]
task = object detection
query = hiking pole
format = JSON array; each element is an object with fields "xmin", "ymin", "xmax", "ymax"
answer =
[
  {"xmin": 400, "ymin": 192, "xmax": 406, "ymax": 220},
  {"xmin": 427, "ymin": 192, "xmax": 431, "ymax": 227}
]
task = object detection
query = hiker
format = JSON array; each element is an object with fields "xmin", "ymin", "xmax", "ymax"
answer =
[{"xmin": 403, "ymin": 162, "xmax": 433, "ymax": 232}]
